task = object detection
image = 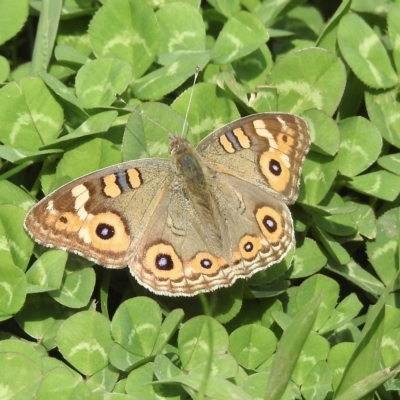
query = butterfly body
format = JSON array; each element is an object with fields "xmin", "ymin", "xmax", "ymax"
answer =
[{"xmin": 24, "ymin": 113, "xmax": 310, "ymax": 296}]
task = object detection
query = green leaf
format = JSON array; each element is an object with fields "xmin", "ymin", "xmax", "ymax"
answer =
[
  {"xmin": 245, "ymin": 0, "xmax": 288, "ymax": 26},
  {"xmin": 296, "ymin": 274, "xmax": 339, "ymax": 332},
  {"xmin": 0, "ymin": 0, "xmax": 29, "ymax": 46},
  {"xmin": 0, "ymin": 180, "xmax": 35, "ymax": 210},
  {"xmin": 172, "ymin": 82, "xmax": 240, "ymax": 142},
  {"xmin": 156, "ymin": 3, "xmax": 205, "ymax": 55},
  {"xmin": 212, "ymin": 11, "xmax": 268, "ymax": 64},
  {"xmin": 49, "ymin": 259, "xmax": 96, "ymax": 308},
  {"xmin": 232, "ymin": 45, "xmax": 273, "ymax": 90},
  {"xmin": 206, "ymin": 0, "xmax": 240, "ymax": 17},
  {"xmin": 111, "ymin": 297, "xmax": 162, "ymax": 357},
  {"xmin": 378, "ymin": 153, "xmax": 400, "ymax": 176},
  {"xmin": 158, "ymin": 373, "xmax": 254, "ymax": 400},
  {"xmin": 15, "ymin": 293, "xmax": 74, "ymax": 350},
  {"xmin": 122, "ymin": 103, "xmax": 185, "ymax": 160},
  {"xmin": 191, "ymin": 353, "xmax": 239, "ymax": 379},
  {"xmin": 290, "ymin": 238, "xmax": 327, "ymax": 279},
  {"xmin": 366, "ymin": 207, "xmax": 399, "ymax": 285},
  {"xmin": 316, "ymin": 0, "xmax": 351, "ymax": 52},
  {"xmin": 347, "ymin": 171, "xmax": 400, "ymax": 201},
  {"xmin": 351, "ymin": 0, "xmax": 391, "ymax": 14},
  {"xmin": 0, "ymin": 352, "xmax": 42, "ymax": 400},
  {"xmin": 132, "ymin": 51, "xmax": 210, "ymax": 100},
  {"xmin": 366, "ymin": 89, "xmax": 400, "ymax": 149},
  {"xmin": 338, "ymin": 13, "xmax": 397, "ymax": 89},
  {"xmin": 0, "ymin": 204, "xmax": 33, "ymax": 271},
  {"xmin": 42, "ymin": 110, "xmax": 119, "ymax": 149},
  {"xmin": 0, "ymin": 78, "xmax": 64, "ymax": 151},
  {"xmin": 54, "ymin": 44, "xmax": 90, "ymax": 65},
  {"xmin": 388, "ymin": 4, "xmax": 400, "ymax": 75},
  {"xmin": 328, "ymin": 342, "xmax": 356, "ymax": 390},
  {"xmin": 75, "ymin": 58, "xmax": 133, "ymax": 108},
  {"xmin": 312, "ymin": 193, "xmax": 357, "ymax": 237},
  {"xmin": 57, "ymin": 310, "xmax": 113, "ymax": 376},
  {"xmin": 292, "ymin": 333, "xmax": 330, "ymax": 386},
  {"xmin": 89, "ymin": 0, "xmax": 159, "ymax": 79},
  {"xmin": 319, "ymin": 293, "xmax": 363, "ymax": 335},
  {"xmin": 334, "ymin": 272, "xmax": 396, "ymax": 397},
  {"xmin": 154, "ymin": 354, "xmax": 182, "ymax": 380},
  {"xmin": 217, "ymin": 70, "xmax": 250, "ymax": 107},
  {"xmin": 158, "ymin": 283, "xmax": 243, "ymax": 325},
  {"xmin": 85, "ymin": 364, "xmax": 119, "ymax": 393},
  {"xmin": 54, "ymin": 138, "xmax": 121, "ymax": 186},
  {"xmin": 154, "ymin": 310, "xmax": 184, "ymax": 354},
  {"xmin": 229, "ymin": 324, "xmax": 276, "ymax": 369},
  {"xmin": 299, "ymin": 152, "xmax": 339, "ymax": 205},
  {"xmin": 345, "ymin": 201, "xmax": 376, "ymax": 240},
  {"xmin": 338, "ymin": 117, "xmax": 382, "ymax": 177},
  {"xmin": 313, "ymin": 226, "xmax": 351, "ymax": 265},
  {"xmin": 109, "ymin": 343, "xmax": 144, "ymax": 372},
  {"xmin": 0, "ymin": 145, "xmax": 60, "ymax": 164},
  {"xmin": 267, "ymin": 48, "xmax": 346, "ymax": 115},
  {"xmin": 0, "ymin": 261, "xmax": 26, "ymax": 321},
  {"xmin": 266, "ymin": 293, "xmax": 322, "ymax": 400},
  {"xmin": 39, "ymin": 70, "xmax": 85, "ymax": 111},
  {"xmin": 301, "ymin": 360, "xmax": 332, "ymax": 400},
  {"xmin": 381, "ymin": 327, "xmax": 400, "ymax": 368},
  {"xmin": 249, "ymin": 85, "xmax": 278, "ymax": 113},
  {"xmin": 36, "ymin": 370, "xmax": 89, "ymax": 399},
  {"xmin": 303, "ymin": 109, "xmax": 340, "ymax": 156},
  {"xmin": 178, "ymin": 315, "xmax": 229, "ymax": 371},
  {"xmin": 126, "ymin": 362, "xmax": 186, "ymax": 399},
  {"xmin": 25, "ymin": 250, "xmax": 67, "ymax": 293},
  {"xmin": 242, "ymin": 372, "xmax": 276, "ymax": 399},
  {"xmin": 326, "ymin": 259, "xmax": 384, "ymax": 297}
]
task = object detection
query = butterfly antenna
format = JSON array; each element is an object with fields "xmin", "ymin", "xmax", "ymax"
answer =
[{"xmin": 181, "ymin": 66, "xmax": 200, "ymax": 138}]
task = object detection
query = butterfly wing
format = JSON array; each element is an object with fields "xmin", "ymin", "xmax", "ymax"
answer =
[
  {"xmin": 211, "ymin": 172, "xmax": 294, "ymax": 281},
  {"xmin": 127, "ymin": 168, "xmax": 294, "ymax": 296},
  {"xmin": 24, "ymin": 159, "xmax": 174, "ymax": 268},
  {"xmin": 196, "ymin": 113, "xmax": 310, "ymax": 203},
  {"xmin": 128, "ymin": 185, "xmax": 229, "ymax": 295}
]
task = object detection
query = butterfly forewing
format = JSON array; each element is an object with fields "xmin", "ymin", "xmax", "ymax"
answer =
[
  {"xmin": 197, "ymin": 113, "xmax": 310, "ymax": 203},
  {"xmin": 24, "ymin": 159, "xmax": 175, "ymax": 267}
]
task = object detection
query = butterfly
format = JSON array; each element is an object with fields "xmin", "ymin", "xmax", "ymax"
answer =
[{"xmin": 24, "ymin": 112, "xmax": 310, "ymax": 296}]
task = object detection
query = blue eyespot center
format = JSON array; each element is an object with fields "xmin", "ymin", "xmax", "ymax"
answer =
[
  {"xmin": 200, "ymin": 258, "xmax": 213, "ymax": 269},
  {"xmin": 269, "ymin": 159, "xmax": 282, "ymax": 176},
  {"xmin": 156, "ymin": 254, "xmax": 174, "ymax": 270},
  {"xmin": 244, "ymin": 242, "xmax": 253, "ymax": 252},
  {"xmin": 263, "ymin": 215, "xmax": 277, "ymax": 233},
  {"xmin": 96, "ymin": 223, "xmax": 115, "ymax": 240}
]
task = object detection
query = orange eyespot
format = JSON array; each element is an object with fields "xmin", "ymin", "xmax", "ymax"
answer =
[
  {"xmin": 255, "ymin": 206, "xmax": 284, "ymax": 243},
  {"xmin": 87, "ymin": 212, "xmax": 130, "ymax": 252},
  {"xmin": 188, "ymin": 252, "xmax": 227, "ymax": 275},
  {"xmin": 239, "ymin": 235, "xmax": 261, "ymax": 260},
  {"xmin": 144, "ymin": 243, "xmax": 183, "ymax": 279},
  {"xmin": 259, "ymin": 151, "xmax": 290, "ymax": 193}
]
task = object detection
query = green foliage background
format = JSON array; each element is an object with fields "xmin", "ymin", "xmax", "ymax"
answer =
[{"xmin": 0, "ymin": 0, "xmax": 400, "ymax": 399}]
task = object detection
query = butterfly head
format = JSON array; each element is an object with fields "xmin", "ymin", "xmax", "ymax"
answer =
[{"xmin": 169, "ymin": 134, "xmax": 192, "ymax": 156}]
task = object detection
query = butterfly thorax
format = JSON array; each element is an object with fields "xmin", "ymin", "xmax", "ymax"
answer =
[
  {"xmin": 169, "ymin": 134, "xmax": 223, "ymax": 249},
  {"xmin": 170, "ymin": 135, "xmax": 206, "ymax": 184}
]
